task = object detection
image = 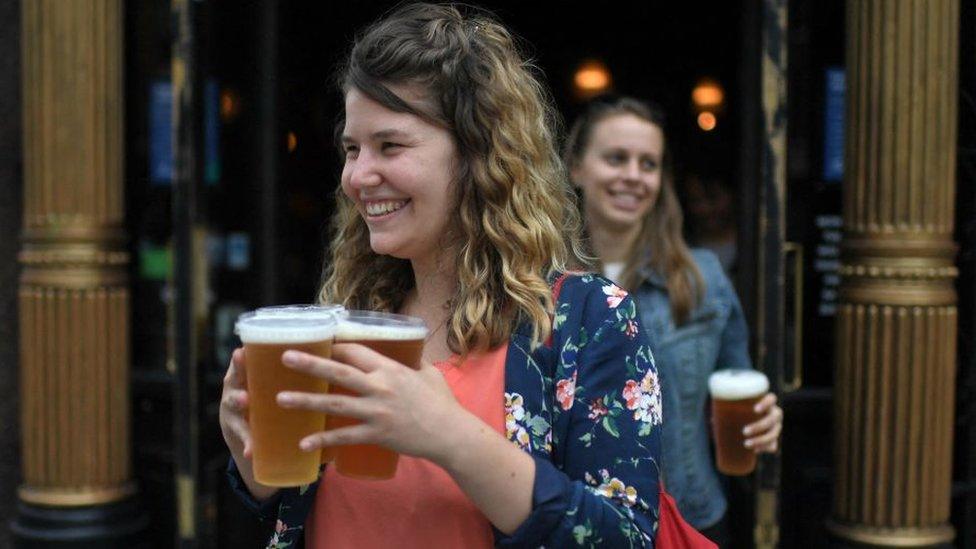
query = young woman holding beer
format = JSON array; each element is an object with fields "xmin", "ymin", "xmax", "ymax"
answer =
[
  {"xmin": 564, "ymin": 95, "xmax": 784, "ymax": 544},
  {"xmin": 220, "ymin": 5, "xmax": 663, "ymax": 547}
]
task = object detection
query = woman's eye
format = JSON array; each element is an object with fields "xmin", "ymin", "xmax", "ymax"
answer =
[
  {"xmin": 381, "ymin": 142, "xmax": 401, "ymax": 152},
  {"xmin": 343, "ymin": 145, "xmax": 359, "ymax": 157},
  {"xmin": 604, "ymin": 153, "xmax": 626, "ymax": 165},
  {"xmin": 640, "ymin": 159, "xmax": 658, "ymax": 171}
]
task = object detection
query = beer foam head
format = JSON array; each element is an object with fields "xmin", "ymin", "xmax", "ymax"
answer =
[
  {"xmin": 335, "ymin": 311, "xmax": 427, "ymax": 341},
  {"xmin": 708, "ymin": 369, "xmax": 769, "ymax": 400},
  {"xmin": 254, "ymin": 304, "xmax": 344, "ymax": 319},
  {"xmin": 236, "ymin": 315, "xmax": 337, "ymax": 344}
]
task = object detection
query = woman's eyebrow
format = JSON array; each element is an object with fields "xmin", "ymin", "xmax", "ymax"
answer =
[
  {"xmin": 371, "ymin": 129, "xmax": 411, "ymax": 140},
  {"xmin": 340, "ymin": 128, "xmax": 411, "ymax": 144}
]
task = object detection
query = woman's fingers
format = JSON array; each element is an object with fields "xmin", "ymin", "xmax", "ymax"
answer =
[
  {"xmin": 744, "ymin": 405, "xmax": 783, "ymax": 452},
  {"xmin": 277, "ymin": 390, "xmax": 374, "ymax": 420},
  {"xmin": 753, "ymin": 392, "xmax": 778, "ymax": 414},
  {"xmin": 743, "ymin": 408, "xmax": 778, "ymax": 437},
  {"xmin": 222, "ymin": 414, "xmax": 253, "ymax": 455},
  {"xmin": 331, "ymin": 343, "xmax": 402, "ymax": 373},
  {"xmin": 225, "ymin": 348, "xmax": 247, "ymax": 387},
  {"xmin": 221, "ymin": 388, "xmax": 249, "ymax": 413},
  {"xmin": 281, "ymin": 349, "xmax": 382, "ymax": 395},
  {"xmin": 298, "ymin": 424, "xmax": 377, "ymax": 451},
  {"xmin": 747, "ymin": 420, "xmax": 782, "ymax": 453}
]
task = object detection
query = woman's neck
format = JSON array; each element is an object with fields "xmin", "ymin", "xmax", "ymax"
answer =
[
  {"xmin": 587, "ymin": 216, "xmax": 641, "ymax": 265},
  {"xmin": 400, "ymin": 252, "xmax": 458, "ymax": 363}
]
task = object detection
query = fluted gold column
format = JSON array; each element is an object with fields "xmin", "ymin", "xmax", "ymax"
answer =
[
  {"xmin": 828, "ymin": 0, "xmax": 959, "ymax": 546},
  {"xmin": 18, "ymin": 0, "xmax": 135, "ymax": 508}
]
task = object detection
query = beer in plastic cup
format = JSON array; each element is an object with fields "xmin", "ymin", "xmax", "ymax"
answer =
[
  {"xmin": 328, "ymin": 311, "xmax": 427, "ymax": 480},
  {"xmin": 236, "ymin": 313, "xmax": 337, "ymax": 486},
  {"xmin": 708, "ymin": 369, "xmax": 770, "ymax": 476},
  {"xmin": 250, "ymin": 304, "xmax": 345, "ymax": 464}
]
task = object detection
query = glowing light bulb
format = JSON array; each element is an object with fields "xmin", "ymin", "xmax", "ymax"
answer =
[{"xmin": 697, "ymin": 111, "xmax": 717, "ymax": 131}]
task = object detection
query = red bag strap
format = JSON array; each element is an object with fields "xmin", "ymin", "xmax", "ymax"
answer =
[{"xmin": 544, "ymin": 272, "xmax": 572, "ymax": 348}]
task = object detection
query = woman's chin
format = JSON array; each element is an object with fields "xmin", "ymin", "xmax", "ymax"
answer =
[
  {"xmin": 368, "ymin": 239, "xmax": 408, "ymax": 259},
  {"xmin": 602, "ymin": 210, "xmax": 645, "ymax": 231}
]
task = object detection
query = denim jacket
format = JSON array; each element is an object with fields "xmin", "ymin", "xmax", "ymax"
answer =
[
  {"xmin": 631, "ymin": 249, "xmax": 752, "ymax": 530},
  {"xmin": 228, "ymin": 273, "xmax": 662, "ymax": 547}
]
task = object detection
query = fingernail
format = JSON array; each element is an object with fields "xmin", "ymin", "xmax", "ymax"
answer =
[
  {"xmin": 282, "ymin": 351, "xmax": 299, "ymax": 365},
  {"xmin": 754, "ymin": 404, "xmax": 762, "ymax": 413},
  {"xmin": 277, "ymin": 392, "xmax": 294, "ymax": 405},
  {"xmin": 742, "ymin": 427, "xmax": 751, "ymax": 436},
  {"xmin": 744, "ymin": 439, "xmax": 753, "ymax": 448},
  {"xmin": 299, "ymin": 440, "xmax": 313, "ymax": 451}
]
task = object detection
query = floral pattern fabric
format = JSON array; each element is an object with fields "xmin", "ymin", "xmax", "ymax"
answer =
[{"xmin": 227, "ymin": 273, "xmax": 662, "ymax": 548}]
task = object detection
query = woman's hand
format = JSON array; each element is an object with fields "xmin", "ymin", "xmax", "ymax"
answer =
[
  {"xmin": 219, "ymin": 348, "xmax": 277, "ymax": 501},
  {"xmin": 276, "ymin": 343, "xmax": 467, "ymax": 466},
  {"xmin": 743, "ymin": 392, "xmax": 783, "ymax": 453},
  {"xmin": 219, "ymin": 348, "xmax": 253, "ymax": 460}
]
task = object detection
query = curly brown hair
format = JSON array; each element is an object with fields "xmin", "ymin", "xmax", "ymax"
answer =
[{"xmin": 319, "ymin": 3, "xmax": 587, "ymax": 354}]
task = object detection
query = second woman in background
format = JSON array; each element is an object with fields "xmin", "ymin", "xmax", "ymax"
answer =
[{"xmin": 564, "ymin": 96, "xmax": 783, "ymax": 545}]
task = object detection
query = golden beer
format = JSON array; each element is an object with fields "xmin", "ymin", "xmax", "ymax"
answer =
[
  {"xmin": 237, "ymin": 314, "xmax": 337, "ymax": 486},
  {"xmin": 708, "ymin": 369, "xmax": 769, "ymax": 476},
  {"xmin": 327, "ymin": 311, "xmax": 427, "ymax": 480},
  {"xmin": 252, "ymin": 304, "xmax": 345, "ymax": 465}
]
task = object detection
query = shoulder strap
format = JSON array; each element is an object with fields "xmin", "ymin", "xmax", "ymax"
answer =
[{"xmin": 544, "ymin": 272, "xmax": 572, "ymax": 348}]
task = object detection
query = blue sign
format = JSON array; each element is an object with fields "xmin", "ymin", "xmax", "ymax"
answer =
[
  {"xmin": 822, "ymin": 67, "xmax": 845, "ymax": 182},
  {"xmin": 226, "ymin": 232, "xmax": 251, "ymax": 271},
  {"xmin": 149, "ymin": 81, "xmax": 173, "ymax": 184},
  {"xmin": 148, "ymin": 79, "xmax": 221, "ymax": 186}
]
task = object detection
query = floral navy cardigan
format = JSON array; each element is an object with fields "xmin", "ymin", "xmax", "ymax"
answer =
[{"xmin": 228, "ymin": 273, "xmax": 663, "ymax": 548}]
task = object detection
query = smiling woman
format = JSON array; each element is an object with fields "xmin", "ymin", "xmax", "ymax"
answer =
[
  {"xmin": 339, "ymin": 87, "xmax": 459, "ymax": 264},
  {"xmin": 571, "ymin": 112, "xmax": 665, "ymax": 234},
  {"xmin": 565, "ymin": 95, "xmax": 783, "ymax": 545},
  {"xmin": 221, "ymin": 5, "xmax": 664, "ymax": 548}
]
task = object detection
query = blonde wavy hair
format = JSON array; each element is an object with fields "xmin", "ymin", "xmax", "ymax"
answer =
[
  {"xmin": 564, "ymin": 96, "xmax": 704, "ymax": 325},
  {"xmin": 319, "ymin": 3, "xmax": 587, "ymax": 354}
]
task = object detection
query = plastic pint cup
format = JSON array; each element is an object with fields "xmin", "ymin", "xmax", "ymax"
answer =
[
  {"xmin": 708, "ymin": 369, "xmax": 770, "ymax": 476},
  {"xmin": 236, "ymin": 314, "xmax": 337, "ymax": 486},
  {"xmin": 328, "ymin": 311, "xmax": 427, "ymax": 480},
  {"xmin": 250, "ymin": 304, "xmax": 345, "ymax": 464},
  {"xmin": 255, "ymin": 304, "xmax": 345, "ymax": 318}
]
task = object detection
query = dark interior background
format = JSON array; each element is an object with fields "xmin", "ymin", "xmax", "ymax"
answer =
[{"xmin": 113, "ymin": 1, "xmax": 976, "ymax": 547}]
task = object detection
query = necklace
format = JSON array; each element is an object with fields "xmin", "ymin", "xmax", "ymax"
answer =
[
  {"xmin": 421, "ymin": 315, "xmax": 452, "ymax": 364},
  {"xmin": 425, "ymin": 317, "xmax": 448, "ymax": 343}
]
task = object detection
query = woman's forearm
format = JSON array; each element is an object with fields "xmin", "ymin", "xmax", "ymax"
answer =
[
  {"xmin": 437, "ymin": 410, "xmax": 535, "ymax": 534},
  {"xmin": 232, "ymin": 453, "xmax": 280, "ymax": 503}
]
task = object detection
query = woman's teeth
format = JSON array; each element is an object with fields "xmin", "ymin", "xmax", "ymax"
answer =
[
  {"xmin": 608, "ymin": 190, "xmax": 640, "ymax": 207},
  {"xmin": 365, "ymin": 200, "xmax": 407, "ymax": 216}
]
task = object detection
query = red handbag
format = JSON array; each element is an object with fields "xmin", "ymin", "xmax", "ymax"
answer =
[
  {"xmin": 548, "ymin": 274, "xmax": 717, "ymax": 548},
  {"xmin": 656, "ymin": 480, "xmax": 718, "ymax": 548}
]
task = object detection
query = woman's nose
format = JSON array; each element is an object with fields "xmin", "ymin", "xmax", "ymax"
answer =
[
  {"xmin": 623, "ymin": 160, "xmax": 642, "ymax": 182},
  {"xmin": 346, "ymin": 151, "xmax": 382, "ymax": 188}
]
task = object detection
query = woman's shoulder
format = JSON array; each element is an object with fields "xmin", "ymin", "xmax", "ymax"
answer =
[
  {"xmin": 689, "ymin": 248, "xmax": 735, "ymax": 296},
  {"xmin": 689, "ymin": 248, "xmax": 724, "ymax": 279},
  {"xmin": 553, "ymin": 271, "xmax": 628, "ymax": 310},
  {"xmin": 549, "ymin": 271, "xmax": 640, "ymax": 343}
]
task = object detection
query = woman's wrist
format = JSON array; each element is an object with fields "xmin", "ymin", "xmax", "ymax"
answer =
[
  {"xmin": 232, "ymin": 454, "xmax": 279, "ymax": 502},
  {"xmin": 426, "ymin": 406, "xmax": 477, "ymax": 471}
]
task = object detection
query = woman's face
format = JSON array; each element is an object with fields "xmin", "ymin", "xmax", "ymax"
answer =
[
  {"xmin": 340, "ymin": 86, "xmax": 459, "ymax": 264},
  {"xmin": 572, "ymin": 113, "xmax": 664, "ymax": 232}
]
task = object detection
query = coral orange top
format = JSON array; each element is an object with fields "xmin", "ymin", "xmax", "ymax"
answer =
[{"xmin": 307, "ymin": 346, "xmax": 507, "ymax": 549}]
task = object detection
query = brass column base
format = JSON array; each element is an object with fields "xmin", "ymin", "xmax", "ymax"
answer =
[
  {"xmin": 826, "ymin": 519, "xmax": 955, "ymax": 547},
  {"xmin": 18, "ymin": 482, "xmax": 138, "ymax": 507}
]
